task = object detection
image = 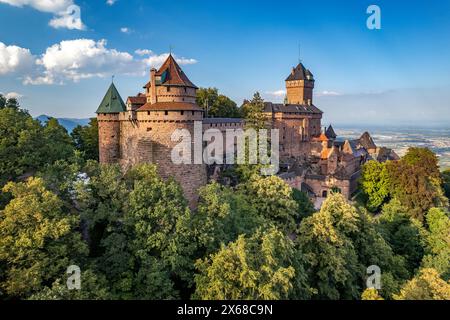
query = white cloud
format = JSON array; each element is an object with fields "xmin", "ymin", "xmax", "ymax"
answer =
[
  {"xmin": 136, "ymin": 49, "xmax": 198, "ymax": 68},
  {"xmin": 0, "ymin": 42, "xmax": 35, "ymax": 75},
  {"xmin": 0, "ymin": 0, "xmax": 85, "ymax": 30},
  {"xmin": 120, "ymin": 27, "xmax": 131, "ymax": 34},
  {"xmin": 4, "ymin": 92, "xmax": 23, "ymax": 99},
  {"xmin": 0, "ymin": 0, "xmax": 72, "ymax": 12},
  {"xmin": 315, "ymin": 90, "xmax": 341, "ymax": 97},
  {"xmin": 135, "ymin": 49, "xmax": 153, "ymax": 56},
  {"xmin": 17, "ymin": 39, "xmax": 197, "ymax": 85},
  {"xmin": 265, "ymin": 89, "xmax": 286, "ymax": 97},
  {"xmin": 106, "ymin": 0, "xmax": 116, "ymax": 5},
  {"xmin": 27, "ymin": 39, "xmax": 136, "ymax": 84}
]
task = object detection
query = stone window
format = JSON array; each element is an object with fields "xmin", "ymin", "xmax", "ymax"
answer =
[
  {"xmin": 192, "ymin": 111, "xmax": 195, "ymax": 115},
  {"xmin": 147, "ymin": 127, "xmax": 152, "ymax": 132},
  {"xmin": 181, "ymin": 111, "xmax": 184, "ymax": 115},
  {"xmin": 147, "ymin": 111, "xmax": 150, "ymax": 116},
  {"xmin": 165, "ymin": 111, "xmax": 169, "ymax": 116}
]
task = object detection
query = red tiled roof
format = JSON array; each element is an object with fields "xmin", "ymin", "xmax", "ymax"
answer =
[
  {"xmin": 156, "ymin": 54, "xmax": 198, "ymax": 88},
  {"xmin": 127, "ymin": 95, "xmax": 147, "ymax": 104},
  {"xmin": 137, "ymin": 102, "xmax": 203, "ymax": 111}
]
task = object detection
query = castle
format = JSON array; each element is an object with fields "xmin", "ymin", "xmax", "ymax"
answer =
[{"xmin": 96, "ymin": 54, "xmax": 398, "ymax": 207}]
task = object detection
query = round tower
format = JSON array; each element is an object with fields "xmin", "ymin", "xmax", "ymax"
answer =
[
  {"xmin": 96, "ymin": 82, "xmax": 126, "ymax": 164},
  {"xmin": 138, "ymin": 54, "xmax": 207, "ymax": 207}
]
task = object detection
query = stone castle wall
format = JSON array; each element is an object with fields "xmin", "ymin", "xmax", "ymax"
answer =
[{"xmin": 117, "ymin": 110, "xmax": 207, "ymax": 207}]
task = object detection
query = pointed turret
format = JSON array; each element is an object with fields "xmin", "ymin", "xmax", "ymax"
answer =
[
  {"xmin": 140, "ymin": 53, "xmax": 201, "ymax": 110},
  {"xmin": 325, "ymin": 125, "xmax": 337, "ymax": 140},
  {"xmin": 96, "ymin": 82, "xmax": 126, "ymax": 114}
]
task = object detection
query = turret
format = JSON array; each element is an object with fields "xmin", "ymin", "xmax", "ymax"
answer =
[{"xmin": 96, "ymin": 82, "xmax": 126, "ymax": 164}]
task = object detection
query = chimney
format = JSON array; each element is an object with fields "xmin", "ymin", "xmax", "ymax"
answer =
[
  {"xmin": 150, "ymin": 68, "xmax": 157, "ymax": 104},
  {"xmin": 307, "ymin": 98, "xmax": 312, "ymax": 105}
]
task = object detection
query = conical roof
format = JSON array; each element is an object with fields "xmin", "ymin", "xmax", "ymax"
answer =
[
  {"xmin": 156, "ymin": 54, "xmax": 198, "ymax": 88},
  {"xmin": 96, "ymin": 82, "xmax": 126, "ymax": 114}
]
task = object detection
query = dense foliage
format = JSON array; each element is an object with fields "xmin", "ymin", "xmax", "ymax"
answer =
[
  {"xmin": 196, "ymin": 88, "xmax": 241, "ymax": 118},
  {"xmin": 71, "ymin": 118, "xmax": 99, "ymax": 161},
  {"xmin": 0, "ymin": 98, "xmax": 449, "ymax": 300}
]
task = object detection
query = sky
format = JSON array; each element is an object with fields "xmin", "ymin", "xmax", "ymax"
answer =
[{"xmin": 0, "ymin": 0, "xmax": 450, "ymax": 127}]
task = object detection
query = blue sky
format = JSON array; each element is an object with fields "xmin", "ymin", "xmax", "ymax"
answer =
[{"xmin": 0, "ymin": 0, "xmax": 449, "ymax": 126}]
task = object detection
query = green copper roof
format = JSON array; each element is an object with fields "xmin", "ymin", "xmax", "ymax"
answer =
[{"xmin": 96, "ymin": 82, "xmax": 126, "ymax": 114}]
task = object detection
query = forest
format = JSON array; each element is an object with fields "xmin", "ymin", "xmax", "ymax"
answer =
[{"xmin": 0, "ymin": 93, "xmax": 449, "ymax": 300}]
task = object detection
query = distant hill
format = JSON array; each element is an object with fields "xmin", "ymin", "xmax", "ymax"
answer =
[{"xmin": 36, "ymin": 115, "xmax": 91, "ymax": 133}]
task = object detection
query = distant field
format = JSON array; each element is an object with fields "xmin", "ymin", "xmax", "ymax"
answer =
[{"xmin": 335, "ymin": 126, "xmax": 450, "ymax": 169}]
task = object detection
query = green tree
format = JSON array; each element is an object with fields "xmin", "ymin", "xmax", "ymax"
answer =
[
  {"xmin": 0, "ymin": 93, "xmax": 5, "ymax": 108},
  {"xmin": 297, "ymin": 193, "xmax": 361, "ymax": 299},
  {"xmin": 193, "ymin": 227, "xmax": 303, "ymax": 300},
  {"xmin": 0, "ymin": 94, "xmax": 19, "ymax": 110},
  {"xmin": 196, "ymin": 87, "xmax": 241, "ymax": 118},
  {"xmin": 28, "ymin": 269, "xmax": 110, "ymax": 300},
  {"xmin": 394, "ymin": 268, "xmax": 450, "ymax": 300},
  {"xmin": 443, "ymin": 169, "xmax": 450, "ymax": 199},
  {"xmin": 42, "ymin": 118, "xmax": 75, "ymax": 163},
  {"xmin": 421, "ymin": 208, "xmax": 450, "ymax": 279},
  {"xmin": 0, "ymin": 178, "xmax": 88, "ymax": 298},
  {"xmin": 360, "ymin": 160, "xmax": 390, "ymax": 212},
  {"xmin": 298, "ymin": 193, "xmax": 409, "ymax": 299},
  {"xmin": 193, "ymin": 182, "xmax": 265, "ymax": 256},
  {"xmin": 238, "ymin": 175, "xmax": 299, "ymax": 232},
  {"xmin": 71, "ymin": 118, "xmax": 99, "ymax": 161},
  {"xmin": 387, "ymin": 148, "xmax": 448, "ymax": 221},
  {"xmin": 0, "ymin": 107, "xmax": 74, "ymax": 188},
  {"xmin": 241, "ymin": 92, "xmax": 267, "ymax": 130},
  {"xmin": 292, "ymin": 188, "xmax": 315, "ymax": 221},
  {"xmin": 78, "ymin": 163, "xmax": 196, "ymax": 299},
  {"xmin": 376, "ymin": 199, "xmax": 425, "ymax": 274}
]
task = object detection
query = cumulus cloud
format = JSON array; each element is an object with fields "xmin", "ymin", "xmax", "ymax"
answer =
[
  {"xmin": 0, "ymin": 42, "xmax": 35, "ymax": 75},
  {"xmin": 25, "ymin": 39, "xmax": 136, "ymax": 84},
  {"xmin": 106, "ymin": 0, "xmax": 116, "ymax": 5},
  {"xmin": 1, "ymin": 39, "xmax": 198, "ymax": 85},
  {"xmin": 0, "ymin": 0, "xmax": 85, "ymax": 30},
  {"xmin": 120, "ymin": 27, "xmax": 131, "ymax": 34}
]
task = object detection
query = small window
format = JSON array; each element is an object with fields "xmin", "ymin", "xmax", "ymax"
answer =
[
  {"xmin": 192, "ymin": 111, "xmax": 195, "ymax": 115},
  {"xmin": 147, "ymin": 111, "xmax": 150, "ymax": 115},
  {"xmin": 165, "ymin": 111, "xmax": 169, "ymax": 116},
  {"xmin": 181, "ymin": 111, "xmax": 184, "ymax": 115},
  {"xmin": 167, "ymin": 86, "xmax": 171, "ymax": 92}
]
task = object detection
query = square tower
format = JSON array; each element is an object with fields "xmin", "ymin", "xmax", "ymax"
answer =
[{"xmin": 285, "ymin": 63, "xmax": 315, "ymax": 105}]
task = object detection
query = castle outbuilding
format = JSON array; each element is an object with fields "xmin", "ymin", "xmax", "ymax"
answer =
[{"xmin": 96, "ymin": 55, "xmax": 397, "ymax": 207}]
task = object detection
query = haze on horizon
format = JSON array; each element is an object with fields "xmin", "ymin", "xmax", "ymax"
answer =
[{"xmin": 0, "ymin": 0, "xmax": 449, "ymax": 127}]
